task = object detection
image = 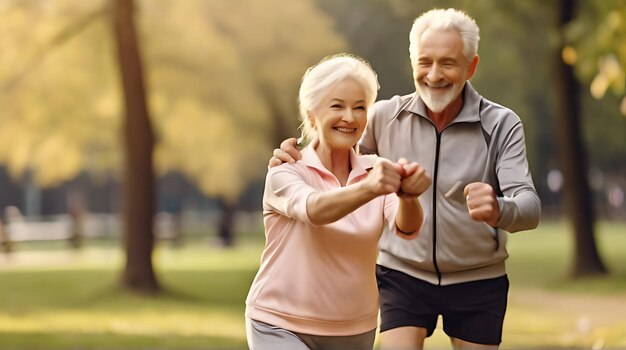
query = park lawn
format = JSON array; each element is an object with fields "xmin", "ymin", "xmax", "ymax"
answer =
[
  {"xmin": 502, "ymin": 220, "xmax": 626, "ymax": 349},
  {"xmin": 0, "ymin": 220, "xmax": 624, "ymax": 349},
  {"xmin": 0, "ymin": 241, "xmax": 260, "ymax": 349}
]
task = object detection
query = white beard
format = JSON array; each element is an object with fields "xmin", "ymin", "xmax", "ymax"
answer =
[{"xmin": 416, "ymin": 81, "xmax": 463, "ymax": 113}]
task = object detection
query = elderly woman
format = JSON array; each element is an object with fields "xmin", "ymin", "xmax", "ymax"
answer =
[{"xmin": 245, "ymin": 54, "xmax": 431, "ymax": 350}]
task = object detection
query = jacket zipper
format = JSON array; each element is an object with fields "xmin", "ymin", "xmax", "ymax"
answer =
[{"xmin": 432, "ymin": 131, "xmax": 442, "ymax": 285}]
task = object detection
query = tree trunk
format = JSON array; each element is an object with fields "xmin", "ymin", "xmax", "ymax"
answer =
[
  {"xmin": 67, "ymin": 190, "xmax": 86, "ymax": 249},
  {"xmin": 112, "ymin": 0, "xmax": 160, "ymax": 293},
  {"xmin": 554, "ymin": 0, "xmax": 608, "ymax": 277},
  {"xmin": 217, "ymin": 197, "xmax": 236, "ymax": 247},
  {"xmin": 0, "ymin": 218, "xmax": 12, "ymax": 253}
]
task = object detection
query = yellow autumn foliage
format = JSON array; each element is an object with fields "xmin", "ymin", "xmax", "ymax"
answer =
[{"xmin": 0, "ymin": 0, "xmax": 344, "ymax": 202}]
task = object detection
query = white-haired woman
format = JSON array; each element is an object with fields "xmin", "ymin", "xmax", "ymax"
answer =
[{"xmin": 245, "ymin": 54, "xmax": 431, "ymax": 350}]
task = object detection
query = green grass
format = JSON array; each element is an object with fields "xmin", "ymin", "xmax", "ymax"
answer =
[
  {"xmin": 507, "ymin": 220, "xmax": 626, "ymax": 293},
  {"xmin": 501, "ymin": 220, "xmax": 626, "ymax": 349},
  {"xmin": 0, "ymin": 241, "xmax": 262, "ymax": 349},
  {"xmin": 0, "ymin": 221, "xmax": 625, "ymax": 349}
]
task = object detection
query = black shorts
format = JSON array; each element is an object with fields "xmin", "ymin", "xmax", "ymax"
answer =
[{"xmin": 376, "ymin": 265, "xmax": 509, "ymax": 345}]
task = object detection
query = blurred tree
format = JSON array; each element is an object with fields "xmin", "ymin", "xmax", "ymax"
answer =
[
  {"xmin": 565, "ymin": 0, "xmax": 626, "ymax": 115},
  {"xmin": 0, "ymin": 0, "xmax": 119, "ymax": 187},
  {"xmin": 0, "ymin": 0, "xmax": 343, "ymax": 249},
  {"xmin": 553, "ymin": 0, "xmax": 607, "ymax": 277},
  {"xmin": 143, "ymin": 0, "xmax": 344, "ymax": 245},
  {"xmin": 565, "ymin": 0, "xmax": 626, "ymax": 171},
  {"xmin": 112, "ymin": 0, "xmax": 160, "ymax": 293}
]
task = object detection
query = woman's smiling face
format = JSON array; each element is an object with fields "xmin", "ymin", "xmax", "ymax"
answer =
[{"xmin": 309, "ymin": 78, "xmax": 368, "ymax": 151}]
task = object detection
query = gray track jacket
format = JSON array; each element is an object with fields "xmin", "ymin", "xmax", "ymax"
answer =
[{"xmin": 360, "ymin": 82, "xmax": 541, "ymax": 286}]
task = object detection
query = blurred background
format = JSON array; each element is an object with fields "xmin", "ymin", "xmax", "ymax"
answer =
[{"xmin": 0, "ymin": 0, "xmax": 624, "ymax": 349}]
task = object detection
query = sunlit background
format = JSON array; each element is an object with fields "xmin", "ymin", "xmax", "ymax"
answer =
[{"xmin": 0, "ymin": 0, "xmax": 625, "ymax": 349}]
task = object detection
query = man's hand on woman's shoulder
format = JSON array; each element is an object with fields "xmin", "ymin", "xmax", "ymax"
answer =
[{"xmin": 268, "ymin": 138, "xmax": 301, "ymax": 168}]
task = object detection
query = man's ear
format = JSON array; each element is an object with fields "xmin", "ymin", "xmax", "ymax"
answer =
[{"xmin": 466, "ymin": 55, "xmax": 479, "ymax": 80}]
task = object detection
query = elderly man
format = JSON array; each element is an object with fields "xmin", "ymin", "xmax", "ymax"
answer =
[{"xmin": 271, "ymin": 8, "xmax": 541, "ymax": 349}]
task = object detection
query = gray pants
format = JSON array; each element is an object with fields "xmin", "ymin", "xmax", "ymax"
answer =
[{"xmin": 246, "ymin": 318, "xmax": 376, "ymax": 350}]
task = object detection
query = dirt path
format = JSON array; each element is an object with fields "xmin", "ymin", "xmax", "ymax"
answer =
[
  {"xmin": 511, "ymin": 289, "xmax": 626, "ymax": 324},
  {"xmin": 504, "ymin": 289, "xmax": 626, "ymax": 349}
]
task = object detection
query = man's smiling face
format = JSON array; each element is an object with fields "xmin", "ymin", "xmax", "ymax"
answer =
[{"xmin": 413, "ymin": 28, "xmax": 477, "ymax": 113}]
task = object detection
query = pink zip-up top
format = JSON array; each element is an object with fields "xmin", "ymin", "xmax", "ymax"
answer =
[{"xmin": 245, "ymin": 139, "xmax": 417, "ymax": 336}]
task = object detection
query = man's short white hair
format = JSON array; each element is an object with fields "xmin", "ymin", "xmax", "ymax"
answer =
[{"xmin": 409, "ymin": 8, "xmax": 480, "ymax": 66}]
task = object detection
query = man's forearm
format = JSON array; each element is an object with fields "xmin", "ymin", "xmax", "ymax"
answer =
[{"xmin": 496, "ymin": 191, "xmax": 541, "ymax": 232}]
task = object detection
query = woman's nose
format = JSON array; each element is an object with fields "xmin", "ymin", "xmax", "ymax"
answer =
[{"xmin": 342, "ymin": 109, "xmax": 356, "ymax": 122}]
